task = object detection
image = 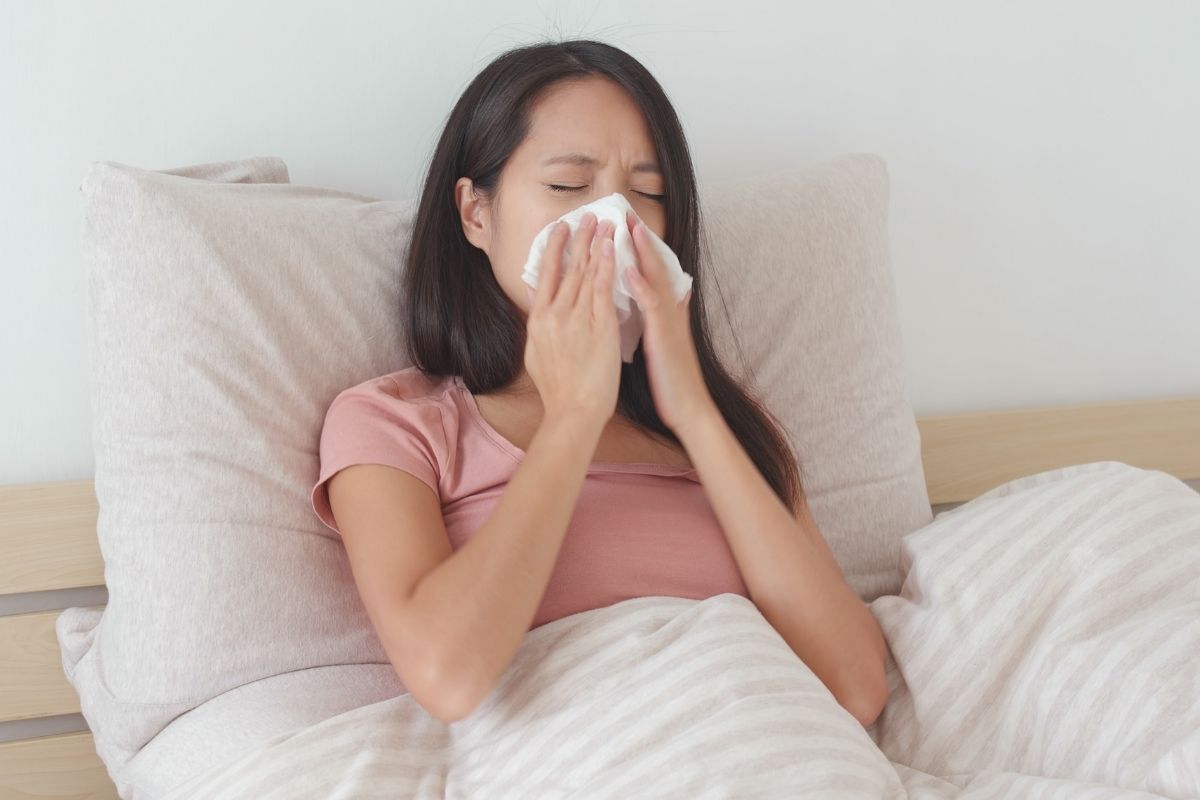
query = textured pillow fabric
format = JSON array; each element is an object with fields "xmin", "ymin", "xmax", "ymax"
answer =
[
  {"xmin": 698, "ymin": 155, "xmax": 931, "ymax": 601},
  {"xmin": 57, "ymin": 152, "xmax": 930, "ymax": 787},
  {"xmin": 58, "ymin": 156, "xmax": 414, "ymax": 780}
]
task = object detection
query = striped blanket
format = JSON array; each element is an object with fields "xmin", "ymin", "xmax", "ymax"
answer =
[{"xmin": 160, "ymin": 462, "xmax": 1199, "ymax": 799}]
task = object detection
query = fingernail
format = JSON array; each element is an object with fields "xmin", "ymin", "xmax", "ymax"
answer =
[{"xmin": 601, "ymin": 239, "xmax": 613, "ymax": 255}]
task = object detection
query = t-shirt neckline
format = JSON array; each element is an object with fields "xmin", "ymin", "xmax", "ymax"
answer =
[{"xmin": 451, "ymin": 374, "xmax": 698, "ymax": 477}]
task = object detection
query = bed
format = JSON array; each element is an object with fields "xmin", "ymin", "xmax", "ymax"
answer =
[
  {"xmin": 2, "ymin": 395, "xmax": 1197, "ymax": 798},
  {"xmin": 3, "ymin": 152, "xmax": 1198, "ymax": 798}
]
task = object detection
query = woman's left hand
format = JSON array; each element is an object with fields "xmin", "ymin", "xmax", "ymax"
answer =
[{"xmin": 624, "ymin": 210, "xmax": 712, "ymax": 434}]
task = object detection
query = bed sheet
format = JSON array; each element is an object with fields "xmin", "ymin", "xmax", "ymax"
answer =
[
  {"xmin": 116, "ymin": 663, "xmax": 405, "ymax": 796},
  {"xmin": 125, "ymin": 461, "xmax": 1197, "ymax": 799}
]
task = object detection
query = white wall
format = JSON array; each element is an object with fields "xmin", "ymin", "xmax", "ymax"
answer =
[{"xmin": 1, "ymin": 0, "xmax": 1198, "ymax": 745}]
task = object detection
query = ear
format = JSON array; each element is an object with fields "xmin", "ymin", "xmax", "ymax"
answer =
[{"xmin": 455, "ymin": 177, "xmax": 491, "ymax": 252}]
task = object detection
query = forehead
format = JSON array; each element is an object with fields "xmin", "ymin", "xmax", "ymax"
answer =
[{"xmin": 518, "ymin": 77, "xmax": 657, "ymax": 168}]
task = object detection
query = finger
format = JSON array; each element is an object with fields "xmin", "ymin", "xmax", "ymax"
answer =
[
  {"xmin": 575, "ymin": 219, "xmax": 610, "ymax": 315},
  {"xmin": 574, "ymin": 212, "xmax": 601, "ymax": 273},
  {"xmin": 628, "ymin": 265, "xmax": 660, "ymax": 317},
  {"xmin": 555, "ymin": 247, "xmax": 587, "ymax": 312},
  {"xmin": 554, "ymin": 214, "xmax": 597, "ymax": 311},
  {"xmin": 552, "ymin": 225, "xmax": 590, "ymax": 311},
  {"xmin": 535, "ymin": 221, "xmax": 570, "ymax": 310},
  {"xmin": 629, "ymin": 215, "xmax": 670, "ymax": 296},
  {"xmin": 593, "ymin": 223, "xmax": 617, "ymax": 321}
]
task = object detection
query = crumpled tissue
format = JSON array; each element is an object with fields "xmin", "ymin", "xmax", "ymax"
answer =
[{"xmin": 520, "ymin": 192, "xmax": 693, "ymax": 363}]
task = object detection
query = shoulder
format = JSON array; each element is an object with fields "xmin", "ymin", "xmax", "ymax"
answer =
[
  {"xmin": 322, "ymin": 366, "xmax": 458, "ymax": 440},
  {"xmin": 312, "ymin": 367, "xmax": 458, "ymax": 532},
  {"xmin": 331, "ymin": 365, "xmax": 456, "ymax": 409},
  {"xmin": 383, "ymin": 365, "xmax": 457, "ymax": 401}
]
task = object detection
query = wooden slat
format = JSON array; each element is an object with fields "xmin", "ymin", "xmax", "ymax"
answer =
[
  {"xmin": 0, "ymin": 608, "xmax": 103, "ymax": 723},
  {"xmin": 0, "ymin": 480, "xmax": 103, "ymax": 595},
  {"xmin": 0, "ymin": 730, "xmax": 118, "ymax": 799},
  {"xmin": 918, "ymin": 395, "xmax": 1200, "ymax": 505}
]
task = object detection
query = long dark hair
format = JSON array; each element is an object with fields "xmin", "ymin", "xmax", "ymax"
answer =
[{"xmin": 402, "ymin": 38, "xmax": 804, "ymax": 513}]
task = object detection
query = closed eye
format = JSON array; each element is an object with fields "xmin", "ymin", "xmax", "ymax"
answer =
[{"xmin": 547, "ymin": 184, "xmax": 665, "ymax": 202}]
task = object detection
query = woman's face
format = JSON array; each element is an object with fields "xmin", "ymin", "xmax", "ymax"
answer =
[{"xmin": 456, "ymin": 76, "xmax": 667, "ymax": 319}]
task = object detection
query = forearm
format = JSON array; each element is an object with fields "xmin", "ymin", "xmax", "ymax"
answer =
[
  {"xmin": 674, "ymin": 402, "xmax": 889, "ymax": 724},
  {"xmin": 406, "ymin": 412, "xmax": 603, "ymax": 719}
]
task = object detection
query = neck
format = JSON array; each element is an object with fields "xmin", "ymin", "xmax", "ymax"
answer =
[
  {"xmin": 498, "ymin": 368, "xmax": 539, "ymax": 399},
  {"xmin": 488, "ymin": 368, "xmax": 629, "ymax": 429}
]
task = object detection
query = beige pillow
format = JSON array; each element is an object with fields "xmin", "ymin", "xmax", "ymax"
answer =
[
  {"xmin": 698, "ymin": 155, "xmax": 931, "ymax": 602},
  {"xmin": 58, "ymin": 153, "xmax": 929, "ymax": 787},
  {"xmin": 59, "ymin": 156, "xmax": 414, "ymax": 780}
]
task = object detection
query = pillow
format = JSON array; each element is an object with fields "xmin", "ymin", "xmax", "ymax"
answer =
[
  {"xmin": 697, "ymin": 155, "xmax": 931, "ymax": 601},
  {"xmin": 58, "ymin": 156, "xmax": 415, "ymax": 779},
  {"xmin": 869, "ymin": 460, "xmax": 1200, "ymax": 798},
  {"xmin": 57, "ymin": 152, "xmax": 929, "ymax": 785}
]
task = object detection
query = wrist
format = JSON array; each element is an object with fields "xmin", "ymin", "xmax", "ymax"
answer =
[
  {"xmin": 671, "ymin": 398, "xmax": 721, "ymax": 444},
  {"xmin": 538, "ymin": 409, "xmax": 606, "ymax": 446}
]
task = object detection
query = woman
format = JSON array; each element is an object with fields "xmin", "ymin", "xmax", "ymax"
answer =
[{"xmin": 312, "ymin": 38, "xmax": 888, "ymax": 728}]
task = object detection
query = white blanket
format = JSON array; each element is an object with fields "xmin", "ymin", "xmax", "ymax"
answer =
[{"xmin": 158, "ymin": 461, "xmax": 1199, "ymax": 799}]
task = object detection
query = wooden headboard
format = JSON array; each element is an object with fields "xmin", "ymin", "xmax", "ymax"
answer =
[{"xmin": 2, "ymin": 394, "xmax": 1198, "ymax": 798}]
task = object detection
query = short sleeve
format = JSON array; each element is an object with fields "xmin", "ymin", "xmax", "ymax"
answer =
[{"xmin": 310, "ymin": 377, "xmax": 448, "ymax": 535}]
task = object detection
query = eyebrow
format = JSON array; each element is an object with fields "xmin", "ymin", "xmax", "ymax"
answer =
[{"xmin": 540, "ymin": 152, "xmax": 661, "ymax": 175}]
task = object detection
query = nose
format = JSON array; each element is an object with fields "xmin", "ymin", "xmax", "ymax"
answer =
[{"xmin": 589, "ymin": 168, "xmax": 636, "ymax": 204}]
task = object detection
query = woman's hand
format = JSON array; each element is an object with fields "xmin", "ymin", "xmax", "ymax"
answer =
[
  {"xmin": 624, "ymin": 210, "xmax": 712, "ymax": 433},
  {"xmin": 522, "ymin": 212, "xmax": 622, "ymax": 427}
]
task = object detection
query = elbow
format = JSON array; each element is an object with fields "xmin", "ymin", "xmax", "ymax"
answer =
[
  {"xmin": 424, "ymin": 688, "xmax": 477, "ymax": 725},
  {"xmin": 405, "ymin": 652, "xmax": 486, "ymax": 725},
  {"xmin": 844, "ymin": 667, "xmax": 889, "ymax": 729},
  {"xmin": 849, "ymin": 693, "xmax": 886, "ymax": 729},
  {"xmin": 383, "ymin": 615, "xmax": 484, "ymax": 724},
  {"xmin": 431, "ymin": 677, "xmax": 485, "ymax": 724},
  {"xmin": 840, "ymin": 624, "xmax": 891, "ymax": 728}
]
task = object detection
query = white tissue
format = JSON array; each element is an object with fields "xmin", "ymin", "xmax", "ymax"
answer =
[{"xmin": 520, "ymin": 192, "xmax": 693, "ymax": 363}]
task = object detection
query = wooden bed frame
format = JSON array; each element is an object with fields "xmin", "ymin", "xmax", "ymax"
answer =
[{"xmin": 2, "ymin": 394, "xmax": 1197, "ymax": 798}]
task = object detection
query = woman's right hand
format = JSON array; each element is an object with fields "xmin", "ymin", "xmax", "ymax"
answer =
[{"xmin": 522, "ymin": 212, "xmax": 622, "ymax": 427}]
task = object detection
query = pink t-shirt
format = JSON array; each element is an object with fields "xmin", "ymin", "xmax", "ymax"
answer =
[{"xmin": 311, "ymin": 365, "xmax": 749, "ymax": 629}]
